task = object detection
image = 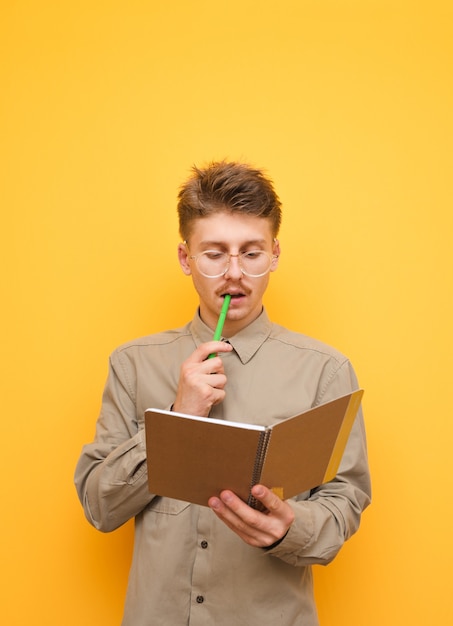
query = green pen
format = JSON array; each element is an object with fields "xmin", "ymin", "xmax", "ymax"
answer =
[{"xmin": 207, "ymin": 294, "xmax": 231, "ymax": 359}]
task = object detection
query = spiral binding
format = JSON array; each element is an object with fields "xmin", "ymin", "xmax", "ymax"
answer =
[{"xmin": 247, "ymin": 429, "xmax": 272, "ymax": 509}]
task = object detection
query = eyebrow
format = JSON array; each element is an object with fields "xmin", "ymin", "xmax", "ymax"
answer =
[{"xmin": 198, "ymin": 238, "xmax": 268, "ymax": 249}]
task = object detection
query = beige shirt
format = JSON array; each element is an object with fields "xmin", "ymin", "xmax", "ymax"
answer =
[{"xmin": 75, "ymin": 309, "xmax": 371, "ymax": 626}]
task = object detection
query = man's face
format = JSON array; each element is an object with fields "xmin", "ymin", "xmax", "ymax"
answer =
[{"xmin": 178, "ymin": 212, "xmax": 280, "ymax": 335}]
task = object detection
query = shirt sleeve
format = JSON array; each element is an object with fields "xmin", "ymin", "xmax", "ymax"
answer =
[
  {"xmin": 74, "ymin": 350, "xmax": 155, "ymax": 532},
  {"xmin": 265, "ymin": 359, "xmax": 371, "ymax": 566}
]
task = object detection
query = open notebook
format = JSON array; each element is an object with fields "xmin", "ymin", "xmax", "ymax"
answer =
[{"xmin": 144, "ymin": 389, "xmax": 363, "ymax": 508}]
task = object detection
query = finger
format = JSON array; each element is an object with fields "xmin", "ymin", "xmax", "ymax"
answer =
[
  {"xmin": 179, "ymin": 353, "xmax": 225, "ymax": 381},
  {"xmin": 200, "ymin": 355, "xmax": 226, "ymax": 375},
  {"xmin": 200, "ymin": 341, "xmax": 233, "ymax": 360},
  {"xmin": 208, "ymin": 494, "xmax": 262, "ymax": 539},
  {"xmin": 251, "ymin": 485, "xmax": 295, "ymax": 528},
  {"xmin": 209, "ymin": 492, "xmax": 278, "ymax": 547},
  {"xmin": 250, "ymin": 485, "xmax": 283, "ymax": 513},
  {"xmin": 215, "ymin": 490, "xmax": 265, "ymax": 529}
]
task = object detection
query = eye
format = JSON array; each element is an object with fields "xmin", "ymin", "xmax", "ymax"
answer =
[
  {"xmin": 242, "ymin": 250, "xmax": 263, "ymax": 260},
  {"xmin": 204, "ymin": 250, "xmax": 225, "ymax": 261}
]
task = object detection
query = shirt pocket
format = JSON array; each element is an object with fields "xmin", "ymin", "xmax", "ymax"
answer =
[{"xmin": 146, "ymin": 496, "xmax": 191, "ymax": 515}]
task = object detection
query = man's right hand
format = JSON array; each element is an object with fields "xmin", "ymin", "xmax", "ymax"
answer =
[{"xmin": 172, "ymin": 341, "xmax": 233, "ymax": 417}]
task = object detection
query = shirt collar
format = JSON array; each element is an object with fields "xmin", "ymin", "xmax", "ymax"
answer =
[{"xmin": 190, "ymin": 308, "xmax": 273, "ymax": 365}]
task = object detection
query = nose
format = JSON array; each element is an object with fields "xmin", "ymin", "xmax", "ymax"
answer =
[{"xmin": 224, "ymin": 254, "xmax": 243, "ymax": 280}]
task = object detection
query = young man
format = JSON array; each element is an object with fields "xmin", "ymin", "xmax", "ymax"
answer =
[{"xmin": 75, "ymin": 161, "xmax": 371, "ymax": 626}]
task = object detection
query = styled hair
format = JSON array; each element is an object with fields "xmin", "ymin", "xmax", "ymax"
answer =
[{"xmin": 177, "ymin": 160, "xmax": 282, "ymax": 241}]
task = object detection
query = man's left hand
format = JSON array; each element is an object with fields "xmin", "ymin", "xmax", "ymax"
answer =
[{"xmin": 208, "ymin": 484, "xmax": 295, "ymax": 548}]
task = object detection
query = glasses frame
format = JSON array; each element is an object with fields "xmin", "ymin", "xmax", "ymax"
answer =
[{"xmin": 187, "ymin": 247, "xmax": 278, "ymax": 278}]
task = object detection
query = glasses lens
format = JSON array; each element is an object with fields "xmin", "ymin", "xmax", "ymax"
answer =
[
  {"xmin": 195, "ymin": 250, "xmax": 273, "ymax": 277},
  {"xmin": 196, "ymin": 251, "xmax": 229, "ymax": 277},
  {"xmin": 240, "ymin": 251, "xmax": 272, "ymax": 277}
]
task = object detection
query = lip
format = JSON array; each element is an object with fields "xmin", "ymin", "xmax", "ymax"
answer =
[
  {"xmin": 221, "ymin": 291, "xmax": 246, "ymax": 300},
  {"xmin": 221, "ymin": 294, "xmax": 246, "ymax": 310}
]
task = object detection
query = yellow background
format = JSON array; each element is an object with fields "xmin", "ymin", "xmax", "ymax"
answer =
[{"xmin": 1, "ymin": 1, "xmax": 452, "ymax": 624}]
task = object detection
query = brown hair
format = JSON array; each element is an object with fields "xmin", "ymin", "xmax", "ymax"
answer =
[{"xmin": 177, "ymin": 160, "xmax": 282, "ymax": 241}]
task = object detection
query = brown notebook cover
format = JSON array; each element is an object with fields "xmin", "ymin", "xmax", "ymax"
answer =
[{"xmin": 144, "ymin": 389, "xmax": 363, "ymax": 508}]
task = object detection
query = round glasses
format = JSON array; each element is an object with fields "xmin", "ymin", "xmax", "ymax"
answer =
[{"xmin": 188, "ymin": 249, "xmax": 278, "ymax": 278}]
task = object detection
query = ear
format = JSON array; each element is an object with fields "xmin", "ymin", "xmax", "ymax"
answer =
[
  {"xmin": 270, "ymin": 238, "xmax": 281, "ymax": 272},
  {"xmin": 178, "ymin": 242, "xmax": 192, "ymax": 276}
]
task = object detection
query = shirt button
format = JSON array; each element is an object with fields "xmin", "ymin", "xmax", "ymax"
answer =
[
  {"xmin": 196, "ymin": 595, "xmax": 204, "ymax": 604},
  {"xmin": 201, "ymin": 540, "xmax": 208, "ymax": 549}
]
